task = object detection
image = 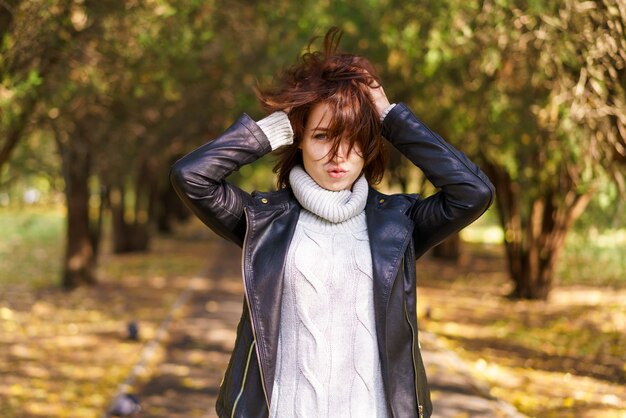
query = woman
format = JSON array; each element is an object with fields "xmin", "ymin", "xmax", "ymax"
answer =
[{"xmin": 170, "ymin": 28, "xmax": 495, "ymax": 418}]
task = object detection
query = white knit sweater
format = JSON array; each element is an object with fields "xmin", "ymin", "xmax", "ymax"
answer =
[{"xmin": 267, "ymin": 165, "xmax": 389, "ymax": 418}]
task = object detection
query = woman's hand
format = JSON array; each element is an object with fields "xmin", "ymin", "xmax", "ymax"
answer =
[{"xmin": 368, "ymin": 81, "xmax": 391, "ymax": 118}]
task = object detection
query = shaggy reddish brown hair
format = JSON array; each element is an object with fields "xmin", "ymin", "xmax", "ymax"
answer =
[{"xmin": 256, "ymin": 27, "xmax": 388, "ymax": 189}]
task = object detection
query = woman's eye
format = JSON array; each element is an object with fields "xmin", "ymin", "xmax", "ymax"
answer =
[{"xmin": 313, "ymin": 133, "xmax": 327, "ymax": 140}]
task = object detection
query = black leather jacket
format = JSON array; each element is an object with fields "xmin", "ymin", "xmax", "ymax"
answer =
[{"xmin": 170, "ymin": 103, "xmax": 495, "ymax": 418}]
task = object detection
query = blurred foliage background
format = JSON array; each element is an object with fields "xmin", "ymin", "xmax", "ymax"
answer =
[
  {"xmin": 1, "ymin": 0, "xmax": 625, "ymax": 416},
  {"xmin": 1, "ymin": 0, "xmax": 624, "ymax": 296}
]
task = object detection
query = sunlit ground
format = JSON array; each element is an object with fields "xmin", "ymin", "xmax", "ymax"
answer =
[
  {"xmin": 0, "ymin": 209, "xmax": 210, "ymax": 417},
  {"xmin": 417, "ymin": 237, "xmax": 626, "ymax": 418}
]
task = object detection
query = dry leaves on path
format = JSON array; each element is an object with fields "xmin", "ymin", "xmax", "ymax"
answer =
[
  {"xmin": 0, "ymin": 220, "xmax": 214, "ymax": 418},
  {"xmin": 417, "ymin": 243, "xmax": 626, "ymax": 418}
]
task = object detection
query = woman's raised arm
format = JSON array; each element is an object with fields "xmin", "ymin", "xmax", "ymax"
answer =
[
  {"xmin": 169, "ymin": 112, "xmax": 293, "ymax": 247},
  {"xmin": 381, "ymin": 103, "xmax": 495, "ymax": 259}
]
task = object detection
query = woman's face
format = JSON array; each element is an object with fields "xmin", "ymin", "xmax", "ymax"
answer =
[{"xmin": 299, "ymin": 102, "xmax": 365, "ymax": 191}]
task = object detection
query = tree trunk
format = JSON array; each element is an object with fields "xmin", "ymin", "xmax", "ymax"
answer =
[
  {"xmin": 154, "ymin": 179, "xmax": 191, "ymax": 233},
  {"xmin": 90, "ymin": 184, "xmax": 106, "ymax": 261},
  {"xmin": 432, "ymin": 233, "xmax": 461, "ymax": 261},
  {"xmin": 508, "ymin": 246, "xmax": 556, "ymax": 300},
  {"xmin": 153, "ymin": 156, "xmax": 191, "ymax": 233},
  {"xmin": 108, "ymin": 167, "xmax": 150, "ymax": 254},
  {"xmin": 132, "ymin": 158, "xmax": 151, "ymax": 250},
  {"xmin": 484, "ymin": 161, "xmax": 593, "ymax": 300},
  {"xmin": 110, "ymin": 184, "xmax": 132, "ymax": 253},
  {"xmin": 58, "ymin": 137, "xmax": 96, "ymax": 289}
]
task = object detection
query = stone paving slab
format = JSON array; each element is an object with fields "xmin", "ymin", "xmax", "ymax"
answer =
[{"xmin": 128, "ymin": 239, "xmax": 525, "ymax": 418}]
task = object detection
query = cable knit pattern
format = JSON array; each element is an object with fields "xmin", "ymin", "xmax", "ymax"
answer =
[{"xmin": 269, "ymin": 166, "xmax": 388, "ymax": 418}]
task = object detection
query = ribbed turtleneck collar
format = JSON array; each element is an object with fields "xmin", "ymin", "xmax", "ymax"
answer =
[{"xmin": 289, "ymin": 165, "xmax": 368, "ymax": 224}]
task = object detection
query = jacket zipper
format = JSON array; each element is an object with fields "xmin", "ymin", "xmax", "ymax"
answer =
[
  {"xmin": 402, "ymin": 257, "xmax": 424, "ymax": 418},
  {"xmin": 231, "ymin": 340, "xmax": 256, "ymax": 418},
  {"xmin": 240, "ymin": 207, "xmax": 271, "ymax": 410}
]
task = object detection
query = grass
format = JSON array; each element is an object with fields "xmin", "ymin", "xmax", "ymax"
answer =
[
  {"xmin": 461, "ymin": 224, "xmax": 626, "ymax": 288},
  {"xmin": 556, "ymin": 228, "xmax": 626, "ymax": 287},
  {"xmin": 0, "ymin": 207, "xmax": 66, "ymax": 288}
]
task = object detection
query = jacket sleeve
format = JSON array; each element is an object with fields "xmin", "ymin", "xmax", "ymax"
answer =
[
  {"xmin": 169, "ymin": 114, "xmax": 273, "ymax": 247},
  {"xmin": 381, "ymin": 103, "xmax": 496, "ymax": 259}
]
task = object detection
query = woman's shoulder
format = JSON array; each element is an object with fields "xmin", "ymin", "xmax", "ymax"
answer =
[
  {"xmin": 248, "ymin": 187, "xmax": 294, "ymax": 207},
  {"xmin": 367, "ymin": 187, "xmax": 423, "ymax": 211}
]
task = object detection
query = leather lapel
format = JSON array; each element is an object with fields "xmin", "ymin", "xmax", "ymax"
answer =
[
  {"xmin": 365, "ymin": 188, "xmax": 414, "ymax": 355},
  {"xmin": 242, "ymin": 193, "xmax": 300, "ymax": 404}
]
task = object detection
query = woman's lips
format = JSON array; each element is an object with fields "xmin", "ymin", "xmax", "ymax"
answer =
[{"xmin": 327, "ymin": 168, "xmax": 347, "ymax": 178}]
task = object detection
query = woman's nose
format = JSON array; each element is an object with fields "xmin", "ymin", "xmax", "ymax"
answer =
[{"xmin": 333, "ymin": 141, "xmax": 349, "ymax": 161}]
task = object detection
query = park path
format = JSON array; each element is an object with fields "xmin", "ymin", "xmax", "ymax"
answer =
[{"xmin": 130, "ymin": 237, "xmax": 525, "ymax": 418}]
